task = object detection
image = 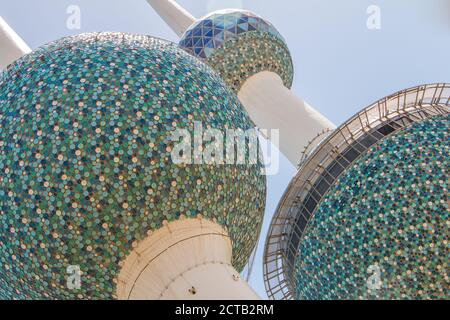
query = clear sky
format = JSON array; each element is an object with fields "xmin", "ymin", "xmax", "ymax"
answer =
[{"xmin": 1, "ymin": 0, "xmax": 449, "ymax": 299}]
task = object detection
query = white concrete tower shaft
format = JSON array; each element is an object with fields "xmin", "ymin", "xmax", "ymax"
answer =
[
  {"xmin": 0, "ymin": 16, "xmax": 31, "ymax": 69},
  {"xmin": 146, "ymin": 0, "xmax": 196, "ymax": 37},
  {"xmin": 117, "ymin": 218, "xmax": 260, "ymax": 300},
  {"xmin": 147, "ymin": 1, "xmax": 336, "ymax": 166},
  {"xmin": 238, "ymin": 72, "xmax": 336, "ymax": 166}
]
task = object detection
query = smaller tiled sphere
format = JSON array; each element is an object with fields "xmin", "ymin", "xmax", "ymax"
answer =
[
  {"xmin": 179, "ymin": 9, "xmax": 293, "ymax": 92},
  {"xmin": 0, "ymin": 33, "xmax": 266, "ymax": 299},
  {"xmin": 295, "ymin": 115, "xmax": 449, "ymax": 300}
]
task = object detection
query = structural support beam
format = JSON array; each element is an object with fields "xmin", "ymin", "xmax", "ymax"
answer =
[
  {"xmin": 0, "ymin": 16, "xmax": 31, "ymax": 69},
  {"xmin": 146, "ymin": 0, "xmax": 196, "ymax": 37},
  {"xmin": 238, "ymin": 72, "xmax": 336, "ymax": 166}
]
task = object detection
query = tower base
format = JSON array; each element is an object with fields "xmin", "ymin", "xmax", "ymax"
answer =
[{"xmin": 117, "ymin": 217, "xmax": 260, "ymax": 300}]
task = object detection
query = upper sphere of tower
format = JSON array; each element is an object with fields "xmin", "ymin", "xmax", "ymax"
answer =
[
  {"xmin": 0, "ymin": 32, "xmax": 266, "ymax": 299},
  {"xmin": 179, "ymin": 9, "xmax": 294, "ymax": 92}
]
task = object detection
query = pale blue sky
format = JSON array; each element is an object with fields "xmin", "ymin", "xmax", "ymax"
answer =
[{"xmin": 1, "ymin": 0, "xmax": 449, "ymax": 299}]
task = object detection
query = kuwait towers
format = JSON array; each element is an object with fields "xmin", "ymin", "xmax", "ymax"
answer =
[
  {"xmin": 148, "ymin": 1, "xmax": 449, "ymax": 300},
  {"xmin": 1, "ymin": 1, "xmax": 447, "ymax": 301},
  {"xmin": 0, "ymin": 15, "xmax": 266, "ymax": 298},
  {"xmin": 147, "ymin": 0, "xmax": 336, "ymax": 166}
]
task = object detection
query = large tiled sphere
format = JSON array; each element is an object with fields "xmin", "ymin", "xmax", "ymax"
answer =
[
  {"xmin": 179, "ymin": 9, "xmax": 293, "ymax": 92},
  {"xmin": 0, "ymin": 33, "xmax": 266, "ymax": 299},
  {"xmin": 295, "ymin": 115, "xmax": 449, "ymax": 300}
]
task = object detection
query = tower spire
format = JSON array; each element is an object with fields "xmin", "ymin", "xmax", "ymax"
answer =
[
  {"xmin": 0, "ymin": 16, "xmax": 31, "ymax": 69},
  {"xmin": 146, "ymin": 0, "xmax": 196, "ymax": 37}
]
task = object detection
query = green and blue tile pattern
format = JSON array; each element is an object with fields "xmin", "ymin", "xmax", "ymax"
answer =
[
  {"xmin": 0, "ymin": 33, "xmax": 266, "ymax": 299},
  {"xmin": 295, "ymin": 115, "xmax": 449, "ymax": 300},
  {"xmin": 179, "ymin": 10, "xmax": 293, "ymax": 92}
]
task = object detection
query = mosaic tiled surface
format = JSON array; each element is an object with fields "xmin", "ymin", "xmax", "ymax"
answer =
[
  {"xmin": 0, "ymin": 33, "xmax": 266, "ymax": 299},
  {"xmin": 295, "ymin": 115, "xmax": 449, "ymax": 300},
  {"xmin": 207, "ymin": 31, "xmax": 293, "ymax": 93},
  {"xmin": 179, "ymin": 9, "xmax": 293, "ymax": 92}
]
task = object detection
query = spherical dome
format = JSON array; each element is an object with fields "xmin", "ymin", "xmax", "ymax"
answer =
[
  {"xmin": 0, "ymin": 33, "xmax": 266, "ymax": 299},
  {"xmin": 295, "ymin": 115, "xmax": 449, "ymax": 299},
  {"xmin": 179, "ymin": 9, "xmax": 293, "ymax": 92}
]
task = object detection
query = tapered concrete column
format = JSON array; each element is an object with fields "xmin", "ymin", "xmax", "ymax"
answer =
[
  {"xmin": 238, "ymin": 72, "xmax": 336, "ymax": 166},
  {"xmin": 117, "ymin": 217, "xmax": 260, "ymax": 300},
  {"xmin": 146, "ymin": 0, "xmax": 196, "ymax": 37},
  {"xmin": 0, "ymin": 16, "xmax": 31, "ymax": 69}
]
